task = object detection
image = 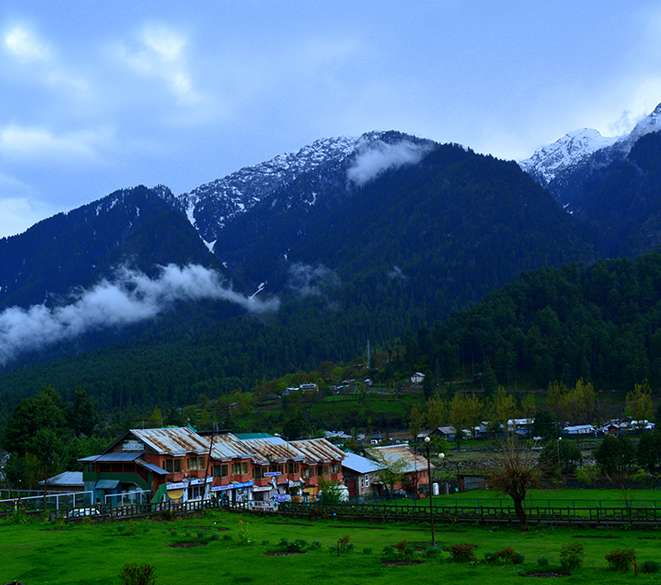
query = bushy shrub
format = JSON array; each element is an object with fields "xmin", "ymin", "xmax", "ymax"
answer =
[
  {"xmin": 575, "ymin": 465, "xmax": 599, "ymax": 486},
  {"xmin": 537, "ymin": 557, "xmax": 549, "ymax": 568},
  {"xmin": 485, "ymin": 547, "xmax": 524, "ymax": 565},
  {"xmin": 424, "ymin": 546, "xmax": 441, "ymax": 559},
  {"xmin": 336, "ymin": 535, "xmax": 352, "ymax": 555},
  {"xmin": 362, "ymin": 547, "xmax": 373, "ymax": 555},
  {"xmin": 446, "ymin": 543, "xmax": 477, "ymax": 562},
  {"xmin": 641, "ymin": 560, "xmax": 660, "ymax": 574},
  {"xmin": 121, "ymin": 563, "xmax": 156, "ymax": 585},
  {"xmin": 560, "ymin": 543, "xmax": 584, "ymax": 572},
  {"xmin": 309, "ymin": 540, "xmax": 321, "ymax": 550},
  {"xmin": 605, "ymin": 549, "xmax": 637, "ymax": 572}
]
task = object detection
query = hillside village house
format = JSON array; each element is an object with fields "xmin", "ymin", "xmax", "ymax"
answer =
[
  {"xmin": 80, "ymin": 427, "xmax": 345, "ymax": 505},
  {"xmin": 366, "ymin": 444, "xmax": 433, "ymax": 496},
  {"xmin": 80, "ymin": 427, "xmax": 211, "ymax": 505},
  {"xmin": 341, "ymin": 452, "xmax": 386, "ymax": 498}
]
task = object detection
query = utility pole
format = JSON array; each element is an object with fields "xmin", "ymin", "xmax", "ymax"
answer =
[
  {"xmin": 424, "ymin": 436, "xmax": 436, "ymax": 546},
  {"xmin": 366, "ymin": 338, "xmax": 372, "ymax": 369}
]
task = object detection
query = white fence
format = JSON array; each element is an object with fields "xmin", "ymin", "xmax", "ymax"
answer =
[
  {"xmin": 1, "ymin": 488, "xmax": 152, "ymax": 514},
  {"xmin": 0, "ymin": 490, "xmax": 94, "ymax": 513},
  {"xmin": 103, "ymin": 489, "xmax": 150, "ymax": 506}
]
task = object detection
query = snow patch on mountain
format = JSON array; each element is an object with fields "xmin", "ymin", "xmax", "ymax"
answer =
[
  {"xmin": 164, "ymin": 131, "xmax": 434, "ymax": 246},
  {"xmin": 520, "ymin": 103, "xmax": 661, "ymax": 185},
  {"xmin": 519, "ymin": 128, "xmax": 617, "ymax": 184}
]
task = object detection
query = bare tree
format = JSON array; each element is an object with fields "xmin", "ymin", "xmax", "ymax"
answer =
[{"xmin": 489, "ymin": 438, "xmax": 539, "ymax": 530}]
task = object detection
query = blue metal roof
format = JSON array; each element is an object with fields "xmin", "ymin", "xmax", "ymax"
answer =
[
  {"xmin": 39, "ymin": 471, "xmax": 83, "ymax": 487},
  {"xmin": 95, "ymin": 479, "xmax": 120, "ymax": 490},
  {"xmin": 136, "ymin": 459, "xmax": 168, "ymax": 475},
  {"xmin": 341, "ymin": 452, "xmax": 385, "ymax": 474}
]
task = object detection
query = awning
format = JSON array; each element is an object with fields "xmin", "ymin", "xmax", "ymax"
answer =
[
  {"xmin": 95, "ymin": 479, "xmax": 120, "ymax": 490},
  {"xmin": 252, "ymin": 486, "xmax": 272, "ymax": 492},
  {"xmin": 167, "ymin": 482, "xmax": 186, "ymax": 490}
]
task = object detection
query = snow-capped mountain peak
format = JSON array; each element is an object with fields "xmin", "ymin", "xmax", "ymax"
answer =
[
  {"xmin": 619, "ymin": 102, "xmax": 661, "ymax": 147},
  {"xmin": 166, "ymin": 131, "xmax": 423, "ymax": 245},
  {"xmin": 519, "ymin": 128, "xmax": 617, "ymax": 184}
]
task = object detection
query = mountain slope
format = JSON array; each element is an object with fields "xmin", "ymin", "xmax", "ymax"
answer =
[
  {"xmin": 519, "ymin": 128, "xmax": 616, "ymax": 185},
  {"xmin": 165, "ymin": 131, "xmax": 431, "ymax": 250},
  {"xmin": 395, "ymin": 252, "xmax": 661, "ymax": 392},
  {"xmin": 519, "ymin": 103, "xmax": 661, "ymax": 257},
  {"xmin": 0, "ymin": 141, "xmax": 595, "ymax": 413},
  {"xmin": 0, "ymin": 185, "xmax": 218, "ymax": 310},
  {"xmin": 218, "ymin": 142, "xmax": 594, "ymax": 302}
]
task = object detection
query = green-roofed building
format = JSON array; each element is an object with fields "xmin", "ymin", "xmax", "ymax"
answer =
[{"xmin": 233, "ymin": 432, "xmax": 274, "ymax": 440}]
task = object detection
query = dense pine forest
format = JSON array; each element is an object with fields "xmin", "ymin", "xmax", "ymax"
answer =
[{"xmin": 393, "ymin": 253, "xmax": 661, "ymax": 392}]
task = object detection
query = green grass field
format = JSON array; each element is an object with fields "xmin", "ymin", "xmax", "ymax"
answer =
[
  {"xmin": 390, "ymin": 488, "xmax": 661, "ymax": 509},
  {"xmin": 2, "ymin": 510, "xmax": 660, "ymax": 585}
]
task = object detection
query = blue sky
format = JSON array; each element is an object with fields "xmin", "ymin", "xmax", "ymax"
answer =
[{"xmin": 1, "ymin": 0, "xmax": 660, "ymax": 237}]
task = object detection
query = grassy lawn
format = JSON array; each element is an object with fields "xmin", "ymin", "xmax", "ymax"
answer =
[
  {"xmin": 385, "ymin": 488, "xmax": 661, "ymax": 509},
  {"xmin": 2, "ymin": 511, "xmax": 660, "ymax": 584}
]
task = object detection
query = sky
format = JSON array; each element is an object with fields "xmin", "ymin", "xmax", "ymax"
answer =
[{"xmin": 1, "ymin": 0, "xmax": 661, "ymax": 237}]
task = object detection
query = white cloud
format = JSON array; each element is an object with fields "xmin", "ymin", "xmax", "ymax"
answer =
[
  {"xmin": 347, "ymin": 139, "xmax": 432, "ymax": 186},
  {"xmin": 115, "ymin": 24, "xmax": 202, "ymax": 105},
  {"xmin": 287, "ymin": 262, "xmax": 340, "ymax": 297},
  {"xmin": 3, "ymin": 25, "xmax": 51, "ymax": 62},
  {"xmin": 0, "ymin": 263, "xmax": 280, "ymax": 365},
  {"xmin": 3, "ymin": 24, "xmax": 90, "ymax": 97},
  {"xmin": 0, "ymin": 124, "xmax": 109, "ymax": 163}
]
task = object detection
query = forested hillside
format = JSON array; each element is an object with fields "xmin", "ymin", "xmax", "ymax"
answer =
[{"xmin": 393, "ymin": 253, "xmax": 661, "ymax": 393}]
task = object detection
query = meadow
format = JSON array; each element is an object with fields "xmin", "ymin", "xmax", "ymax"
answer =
[
  {"xmin": 2, "ymin": 509, "xmax": 660, "ymax": 585},
  {"xmin": 389, "ymin": 488, "xmax": 661, "ymax": 509}
]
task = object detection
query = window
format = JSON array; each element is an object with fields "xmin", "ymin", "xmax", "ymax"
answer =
[
  {"xmin": 232, "ymin": 461, "xmax": 248, "ymax": 475},
  {"xmin": 165, "ymin": 458, "xmax": 182, "ymax": 473},
  {"xmin": 188, "ymin": 456, "xmax": 204, "ymax": 471},
  {"xmin": 302, "ymin": 466, "xmax": 311, "ymax": 479},
  {"xmin": 189, "ymin": 484, "xmax": 204, "ymax": 500},
  {"xmin": 317, "ymin": 465, "xmax": 324, "ymax": 477},
  {"xmin": 254, "ymin": 466, "xmax": 264, "ymax": 479},
  {"xmin": 330, "ymin": 463, "xmax": 339, "ymax": 474},
  {"xmin": 213, "ymin": 464, "xmax": 228, "ymax": 477},
  {"xmin": 287, "ymin": 461, "xmax": 299, "ymax": 474}
]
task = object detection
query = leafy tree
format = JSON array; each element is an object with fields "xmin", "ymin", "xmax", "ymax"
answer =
[
  {"xmin": 3, "ymin": 388, "xmax": 67, "ymax": 455},
  {"xmin": 531, "ymin": 411, "xmax": 555, "ymax": 440},
  {"xmin": 538, "ymin": 439, "xmax": 582, "ymax": 482},
  {"xmin": 625, "ymin": 382, "xmax": 654, "ymax": 423},
  {"xmin": 493, "ymin": 387, "xmax": 517, "ymax": 427},
  {"xmin": 637, "ymin": 430, "xmax": 661, "ymax": 473},
  {"xmin": 69, "ymin": 388, "xmax": 99, "ymax": 437},
  {"xmin": 595, "ymin": 436, "xmax": 635, "ymax": 481},
  {"xmin": 448, "ymin": 393, "xmax": 482, "ymax": 438}
]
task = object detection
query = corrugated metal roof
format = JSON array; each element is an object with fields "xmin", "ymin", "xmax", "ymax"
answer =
[
  {"xmin": 79, "ymin": 452, "xmax": 143, "ymax": 463},
  {"xmin": 367, "ymin": 444, "xmax": 433, "ymax": 474},
  {"xmin": 39, "ymin": 471, "xmax": 84, "ymax": 487},
  {"xmin": 240, "ymin": 437, "xmax": 305, "ymax": 463},
  {"xmin": 130, "ymin": 427, "xmax": 209, "ymax": 456},
  {"xmin": 341, "ymin": 452, "xmax": 385, "ymax": 474},
  {"xmin": 289, "ymin": 438, "xmax": 345, "ymax": 464},
  {"xmin": 210, "ymin": 434, "xmax": 266, "ymax": 464}
]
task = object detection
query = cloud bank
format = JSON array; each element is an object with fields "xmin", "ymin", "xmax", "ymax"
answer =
[
  {"xmin": 346, "ymin": 139, "xmax": 432, "ymax": 186},
  {"xmin": 0, "ymin": 263, "xmax": 279, "ymax": 365},
  {"xmin": 287, "ymin": 262, "xmax": 339, "ymax": 297}
]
